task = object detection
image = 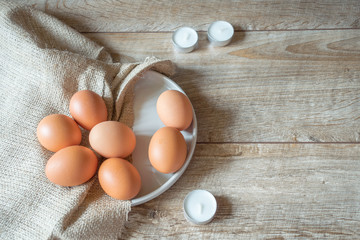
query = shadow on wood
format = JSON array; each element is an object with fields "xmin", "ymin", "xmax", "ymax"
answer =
[
  {"xmin": 173, "ymin": 67, "xmax": 237, "ymax": 142},
  {"xmin": 213, "ymin": 195, "xmax": 233, "ymax": 223}
]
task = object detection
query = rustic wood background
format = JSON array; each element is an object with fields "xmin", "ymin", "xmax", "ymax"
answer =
[{"xmin": 17, "ymin": 0, "xmax": 360, "ymax": 239}]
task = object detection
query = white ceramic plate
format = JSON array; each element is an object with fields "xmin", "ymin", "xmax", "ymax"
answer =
[{"xmin": 130, "ymin": 70, "xmax": 197, "ymax": 206}]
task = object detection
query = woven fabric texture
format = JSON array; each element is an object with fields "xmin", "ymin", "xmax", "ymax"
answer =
[{"xmin": 0, "ymin": 1, "xmax": 175, "ymax": 239}]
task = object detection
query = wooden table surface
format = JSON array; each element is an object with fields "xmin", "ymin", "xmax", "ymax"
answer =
[{"xmin": 18, "ymin": 1, "xmax": 360, "ymax": 239}]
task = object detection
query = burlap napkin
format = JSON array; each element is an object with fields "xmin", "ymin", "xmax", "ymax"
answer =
[{"xmin": 0, "ymin": 1, "xmax": 175, "ymax": 239}]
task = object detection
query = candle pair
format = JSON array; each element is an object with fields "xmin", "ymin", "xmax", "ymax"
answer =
[{"xmin": 172, "ymin": 21, "xmax": 234, "ymax": 53}]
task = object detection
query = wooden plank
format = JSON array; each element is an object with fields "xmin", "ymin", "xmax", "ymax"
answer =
[
  {"xmin": 123, "ymin": 143, "xmax": 360, "ymax": 239},
  {"xmin": 83, "ymin": 30, "xmax": 360, "ymax": 142},
  {"xmin": 13, "ymin": 0, "xmax": 360, "ymax": 32}
]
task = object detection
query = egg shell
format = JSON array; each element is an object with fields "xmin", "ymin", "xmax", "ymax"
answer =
[
  {"xmin": 37, "ymin": 114, "xmax": 82, "ymax": 152},
  {"xmin": 156, "ymin": 90, "xmax": 193, "ymax": 130},
  {"xmin": 45, "ymin": 146, "xmax": 98, "ymax": 187},
  {"xmin": 98, "ymin": 158, "xmax": 141, "ymax": 200},
  {"xmin": 148, "ymin": 127, "xmax": 187, "ymax": 174},
  {"xmin": 69, "ymin": 90, "xmax": 108, "ymax": 130},
  {"xmin": 89, "ymin": 121, "xmax": 136, "ymax": 158}
]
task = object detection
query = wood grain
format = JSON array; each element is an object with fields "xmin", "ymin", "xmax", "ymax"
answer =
[
  {"xmin": 124, "ymin": 143, "xmax": 360, "ymax": 239},
  {"xmin": 13, "ymin": 0, "xmax": 360, "ymax": 32},
  {"xmin": 4, "ymin": 1, "xmax": 360, "ymax": 239},
  {"xmin": 83, "ymin": 30, "xmax": 360, "ymax": 143}
]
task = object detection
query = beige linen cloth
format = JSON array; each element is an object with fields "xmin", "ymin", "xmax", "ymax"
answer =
[{"xmin": 0, "ymin": 1, "xmax": 174, "ymax": 239}]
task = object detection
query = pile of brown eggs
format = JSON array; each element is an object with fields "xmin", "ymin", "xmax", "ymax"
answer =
[{"xmin": 37, "ymin": 89, "xmax": 193, "ymax": 200}]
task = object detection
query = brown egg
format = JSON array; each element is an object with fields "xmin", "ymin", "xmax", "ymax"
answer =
[
  {"xmin": 37, "ymin": 114, "xmax": 82, "ymax": 152},
  {"xmin": 89, "ymin": 121, "xmax": 136, "ymax": 158},
  {"xmin": 45, "ymin": 146, "xmax": 98, "ymax": 186},
  {"xmin": 98, "ymin": 158, "xmax": 141, "ymax": 200},
  {"xmin": 69, "ymin": 90, "xmax": 108, "ymax": 130},
  {"xmin": 148, "ymin": 127, "xmax": 187, "ymax": 174},
  {"xmin": 156, "ymin": 90, "xmax": 193, "ymax": 130}
]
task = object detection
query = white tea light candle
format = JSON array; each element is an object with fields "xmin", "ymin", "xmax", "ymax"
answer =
[
  {"xmin": 183, "ymin": 189, "xmax": 217, "ymax": 224},
  {"xmin": 172, "ymin": 27, "xmax": 198, "ymax": 53},
  {"xmin": 207, "ymin": 21, "xmax": 234, "ymax": 47}
]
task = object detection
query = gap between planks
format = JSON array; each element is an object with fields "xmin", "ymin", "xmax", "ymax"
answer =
[
  {"xmin": 197, "ymin": 142, "xmax": 360, "ymax": 144},
  {"xmin": 80, "ymin": 27, "xmax": 360, "ymax": 34}
]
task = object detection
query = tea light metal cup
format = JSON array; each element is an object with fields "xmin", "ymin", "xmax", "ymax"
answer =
[
  {"xmin": 172, "ymin": 27, "xmax": 198, "ymax": 53},
  {"xmin": 183, "ymin": 189, "xmax": 217, "ymax": 224},
  {"xmin": 207, "ymin": 21, "xmax": 234, "ymax": 47}
]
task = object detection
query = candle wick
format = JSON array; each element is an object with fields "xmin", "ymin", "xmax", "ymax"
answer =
[
  {"xmin": 185, "ymin": 32, "xmax": 191, "ymax": 41},
  {"xmin": 197, "ymin": 203, "xmax": 203, "ymax": 215}
]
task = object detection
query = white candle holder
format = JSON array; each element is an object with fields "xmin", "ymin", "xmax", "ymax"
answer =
[
  {"xmin": 172, "ymin": 27, "xmax": 198, "ymax": 53},
  {"xmin": 207, "ymin": 21, "xmax": 234, "ymax": 47},
  {"xmin": 183, "ymin": 189, "xmax": 217, "ymax": 224}
]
